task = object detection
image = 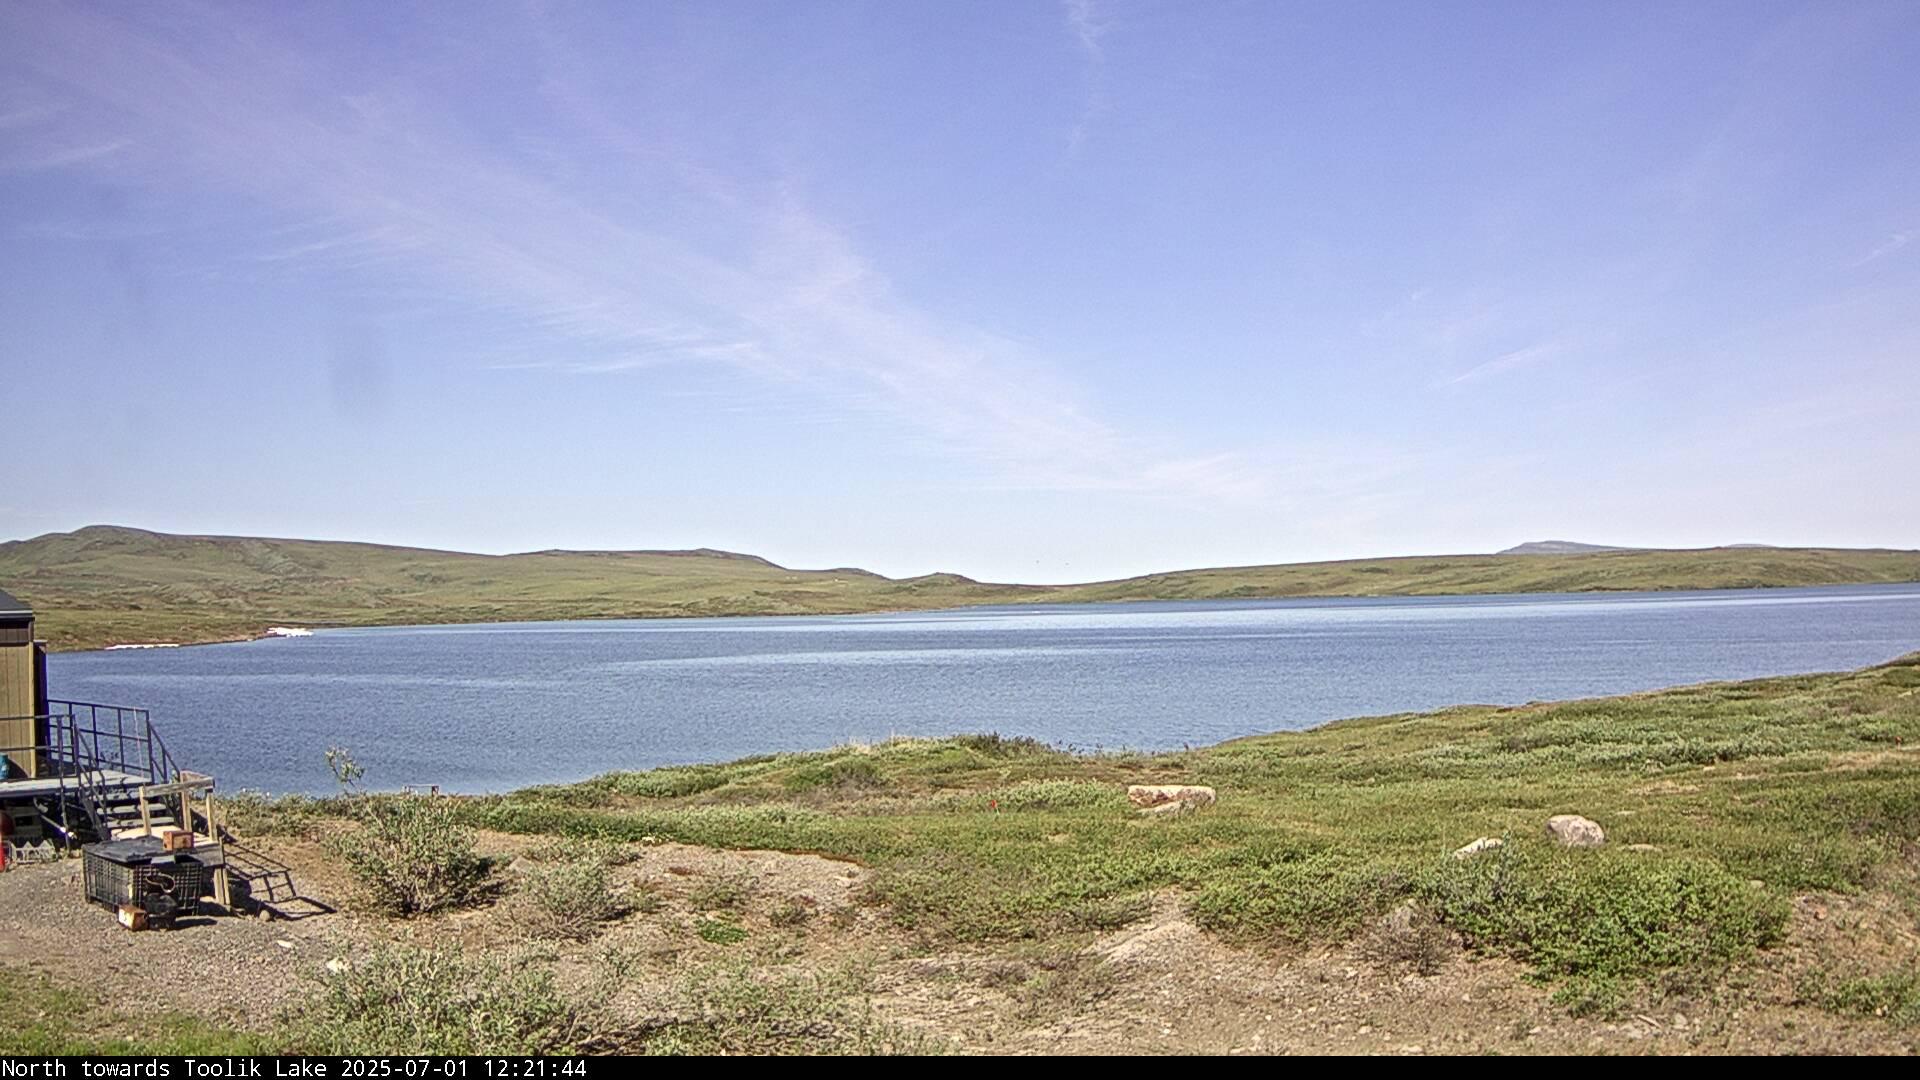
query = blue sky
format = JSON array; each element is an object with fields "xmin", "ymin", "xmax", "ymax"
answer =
[{"xmin": 1, "ymin": 1, "xmax": 1916, "ymax": 582}]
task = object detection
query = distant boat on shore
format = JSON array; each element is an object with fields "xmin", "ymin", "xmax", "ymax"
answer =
[{"xmin": 264, "ymin": 627, "xmax": 314, "ymax": 638}]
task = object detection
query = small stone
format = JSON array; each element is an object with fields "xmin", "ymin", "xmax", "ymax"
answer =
[
  {"xmin": 1453, "ymin": 837, "xmax": 1504, "ymax": 859},
  {"xmin": 1626, "ymin": 843, "xmax": 1658, "ymax": 852},
  {"xmin": 1382, "ymin": 903, "xmax": 1420, "ymax": 933},
  {"xmin": 274, "ymin": 939, "xmax": 294, "ymax": 950},
  {"xmin": 324, "ymin": 958, "xmax": 348, "ymax": 975},
  {"xmin": 1545, "ymin": 814, "xmax": 1606, "ymax": 847}
]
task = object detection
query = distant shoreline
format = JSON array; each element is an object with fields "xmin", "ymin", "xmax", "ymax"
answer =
[
  {"xmin": 10, "ymin": 525, "xmax": 1918, "ymax": 653},
  {"xmin": 51, "ymin": 578, "xmax": 1920, "ymax": 655}
]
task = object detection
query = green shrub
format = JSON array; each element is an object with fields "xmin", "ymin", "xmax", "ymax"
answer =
[
  {"xmin": 606, "ymin": 765, "xmax": 738, "ymax": 799},
  {"xmin": 951, "ymin": 733, "xmax": 1053, "ymax": 758},
  {"xmin": 513, "ymin": 855, "xmax": 632, "ymax": 941},
  {"xmin": 1424, "ymin": 847, "xmax": 1788, "ymax": 1008},
  {"xmin": 768, "ymin": 898, "xmax": 815, "ymax": 927},
  {"xmin": 980, "ymin": 779, "xmax": 1126, "ymax": 812},
  {"xmin": 291, "ymin": 944, "xmax": 582, "ymax": 1055},
  {"xmin": 695, "ymin": 917, "xmax": 748, "ymax": 945},
  {"xmin": 330, "ymin": 795, "xmax": 494, "ymax": 916},
  {"xmin": 690, "ymin": 873, "xmax": 754, "ymax": 912},
  {"xmin": 1803, "ymin": 968, "xmax": 1920, "ymax": 1026},
  {"xmin": 1358, "ymin": 902, "xmax": 1453, "ymax": 975},
  {"xmin": 782, "ymin": 756, "xmax": 886, "ymax": 793},
  {"xmin": 638, "ymin": 964, "xmax": 930, "ymax": 1055},
  {"xmin": 528, "ymin": 835, "xmax": 638, "ymax": 867},
  {"xmin": 1187, "ymin": 854, "xmax": 1415, "ymax": 943}
]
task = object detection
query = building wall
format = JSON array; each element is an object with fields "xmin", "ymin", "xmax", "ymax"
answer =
[{"xmin": 0, "ymin": 620, "xmax": 40, "ymax": 778}]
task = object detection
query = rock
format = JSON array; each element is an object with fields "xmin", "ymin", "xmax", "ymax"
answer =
[
  {"xmin": 1545, "ymin": 814, "xmax": 1605, "ymax": 847},
  {"xmin": 274, "ymin": 939, "xmax": 294, "ymax": 950},
  {"xmin": 1453, "ymin": 837, "xmax": 1504, "ymax": 859},
  {"xmin": 1382, "ymin": 902, "xmax": 1420, "ymax": 933},
  {"xmin": 324, "ymin": 958, "xmax": 349, "ymax": 975},
  {"xmin": 1127, "ymin": 784, "xmax": 1216, "ymax": 812}
]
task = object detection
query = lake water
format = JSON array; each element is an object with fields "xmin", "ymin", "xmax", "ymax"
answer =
[{"xmin": 45, "ymin": 584, "xmax": 1920, "ymax": 795}]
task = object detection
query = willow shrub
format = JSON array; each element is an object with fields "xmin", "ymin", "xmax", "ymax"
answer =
[{"xmin": 330, "ymin": 794, "xmax": 494, "ymax": 917}]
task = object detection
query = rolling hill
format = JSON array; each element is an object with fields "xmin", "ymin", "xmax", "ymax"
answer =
[
  {"xmin": 2, "ymin": 525, "xmax": 1918, "ymax": 650},
  {"xmin": 1496, "ymin": 540, "xmax": 1638, "ymax": 555}
]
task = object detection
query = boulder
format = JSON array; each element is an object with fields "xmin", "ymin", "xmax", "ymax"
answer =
[
  {"xmin": 1381, "ymin": 902, "xmax": 1421, "ymax": 933},
  {"xmin": 1545, "ymin": 814, "xmax": 1605, "ymax": 848},
  {"xmin": 1453, "ymin": 836, "xmax": 1504, "ymax": 859},
  {"xmin": 1127, "ymin": 784, "xmax": 1216, "ymax": 812}
]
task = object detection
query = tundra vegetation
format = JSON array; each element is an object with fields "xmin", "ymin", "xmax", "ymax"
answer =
[
  {"xmin": 2, "ymin": 654, "xmax": 1917, "ymax": 1053},
  {"xmin": 6, "ymin": 525, "xmax": 1920, "ymax": 649}
]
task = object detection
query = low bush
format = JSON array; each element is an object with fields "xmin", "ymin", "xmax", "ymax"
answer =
[
  {"xmin": 950, "ymin": 733, "xmax": 1055, "ymax": 758},
  {"xmin": 1187, "ymin": 854, "xmax": 1416, "ymax": 943},
  {"xmin": 1803, "ymin": 968, "xmax": 1920, "ymax": 1027},
  {"xmin": 695, "ymin": 917, "xmax": 748, "ymax": 945},
  {"xmin": 979, "ymin": 779, "xmax": 1126, "ymax": 812},
  {"xmin": 637, "ymin": 964, "xmax": 930, "ymax": 1055},
  {"xmin": 1357, "ymin": 902, "xmax": 1453, "ymax": 975},
  {"xmin": 768, "ymin": 898, "xmax": 814, "ymax": 927},
  {"xmin": 513, "ymin": 854, "xmax": 633, "ymax": 941},
  {"xmin": 330, "ymin": 794, "xmax": 494, "ymax": 916},
  {"xmin": 1424, "ymin": 847, "xmax": 1788, "ymax": 1012},
  {"xmin": 291, "ymin": 944, "xmax": 584, "ymax": 1055},
  {"xmin": 689, "ymin": 873, "xmax": 754, "ymax": 912},
  {"xmin": 782, "ymin": 756, "xmax": 886, "ymax": 793},
  {"xmin": 528, "ymin": 835, "xmax": 639, "ymax": 866}
]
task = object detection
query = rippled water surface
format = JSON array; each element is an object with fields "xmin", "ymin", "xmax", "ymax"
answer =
[{"xmin": 48, "ymin": 584, "xmax": 1920, "ymax": 793}]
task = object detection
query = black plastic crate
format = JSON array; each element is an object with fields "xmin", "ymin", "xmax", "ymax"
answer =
[{"xmin": 82, "ymin": 836, "xmax": 210, "ymax": 924}]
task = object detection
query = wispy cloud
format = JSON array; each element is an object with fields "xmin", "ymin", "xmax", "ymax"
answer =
[
  {"xmin": 1064, "ymin": 0, "xmax": 1109, "ymax": 60},
  {"xmin": 0, "ymin": 136, "xmax": 130, "ymax": 172},
  {"xmin": 1851, "ymin": 229, "xmax": 1913, "ymax": 268},
  {"xmin": 0, "ymin": 4, "xmax": 1252, "ymax": 500},
  {"xmin": 1442, "ymin": 342, "xmax": 1561, "ymax": 386},
  {"xmin": 1061, "ymin": 0, "xmax": 1111, "ymax": 155}
]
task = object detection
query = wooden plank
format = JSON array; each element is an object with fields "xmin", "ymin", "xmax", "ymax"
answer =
[{"xmin": 138, "ymin": 777, "xmax": 216, "ymax": 797}]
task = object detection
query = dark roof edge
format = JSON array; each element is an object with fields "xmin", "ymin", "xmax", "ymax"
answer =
[{"xmin": 0, "ymin": 587, "xmax": 33, "ymax": 618}]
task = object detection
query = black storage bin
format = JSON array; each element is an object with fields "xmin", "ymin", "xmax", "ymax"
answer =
[{"xmin": 82, "ymin": 836, "xmax": 210, "ymax": 925}]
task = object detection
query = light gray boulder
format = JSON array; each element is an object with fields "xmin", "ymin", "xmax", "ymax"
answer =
[
  {"xmin": 1127, "ymin": 784, "xmax": 1216, "ymax": 813},
  {"xmin": 1453, "ymin": 836, "xmax": 1504, "ymax": 859},
  {"xmin": 1545, "ymin": 814, "xmax": 1605, "ymax": 847}
]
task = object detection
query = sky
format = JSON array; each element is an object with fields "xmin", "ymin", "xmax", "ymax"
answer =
[{"xmin": 1, "ymin": 1, "xmax": 1917, "ymax": 583}]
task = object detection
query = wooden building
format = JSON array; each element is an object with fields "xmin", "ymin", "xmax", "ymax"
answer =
[{"xmin": 0, "ymin": 587, "xmax": 49, "ymax": 779}]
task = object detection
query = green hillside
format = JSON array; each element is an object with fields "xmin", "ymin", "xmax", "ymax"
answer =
[{"xmin": 2, "ymin": 525, "xmax": 1917, "ymax": 650}]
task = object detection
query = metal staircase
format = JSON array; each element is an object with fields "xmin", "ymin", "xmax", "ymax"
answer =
[{"xmin": 7, "ymin": 701, "xmax": 325, "ymax": 918}]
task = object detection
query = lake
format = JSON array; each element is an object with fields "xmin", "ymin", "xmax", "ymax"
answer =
[{"xmin": 45, "ymin": 584, "xmax": 1920, "ymax": 794}]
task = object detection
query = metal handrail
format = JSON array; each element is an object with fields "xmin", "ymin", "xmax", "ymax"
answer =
[{"xmin": 4, "ymin": 703, "xmax": 189, "ymax": 844}]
